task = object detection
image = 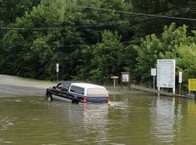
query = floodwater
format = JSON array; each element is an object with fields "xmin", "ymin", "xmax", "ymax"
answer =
[{"xmin": 1, "ymin": 94, "xmax": 196, "ymax": 145}]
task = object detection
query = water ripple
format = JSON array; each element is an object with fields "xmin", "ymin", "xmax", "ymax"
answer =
[{"xmin": 0, "ymin": 116, "xmax": 14, "ymax": 131}]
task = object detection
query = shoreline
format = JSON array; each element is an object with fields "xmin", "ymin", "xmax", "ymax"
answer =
[
  {"xmin": 0, "ymin": 74, "xmax": 184, "ymax": 98},
  {"xmin": 0, "ymin": 74, "xmax": 126, "ymax": 98}
]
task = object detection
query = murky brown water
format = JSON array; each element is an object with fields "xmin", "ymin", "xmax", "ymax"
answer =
[{"xmin": 1, "ymin": 94, "xmax": 196, "ymax": 145}]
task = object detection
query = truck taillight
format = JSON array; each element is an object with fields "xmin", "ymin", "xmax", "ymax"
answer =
[
  {"xmin": 83, "ymin": 96, "xmax": 87, "ymax": 103},
  {"xmin": 107, "ymin": 96, "xmax": 110, "ymax": 103}
]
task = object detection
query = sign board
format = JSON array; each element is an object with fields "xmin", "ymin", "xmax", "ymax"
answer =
[
  {"xmin": 179, "ymin": 72, "xmax": 182, "ymax": 83},
  {"xmin": 56, "ymin": 63, "xmax": 59, "ymax": 73},
  {"xmin": 111, "ymin": 76, "xmax": 119, "ymax": 79},
  {"xmin": 151, "ymin": 68, "xmax": 156, "ymax": 76},
  {"xmin": 157, "ymin": 59, "xmax": 176, "ymax": 88},
  {"xmin": 188, "ymin": 79, "xmax": 196, "ymax": 91},
  {"xmin": 121, "ymin": 72, "xmax": 130, "ymax": 83}
]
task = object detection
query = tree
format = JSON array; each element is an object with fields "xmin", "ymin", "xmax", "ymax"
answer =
[
  {"xmin": 1, "ymin": 0, "xmax": 76, "ymax": 79},
  {"xmin": 1, "ymin": 0, "xmax": 195, "ymax": 85},
  {"xmin": 78, "ymin": 30, "xmax": 128, "ymax": 84},
  {"xmin": 177, "ymin": 44, "xmax": 196, "ymax": 81},
  {"xmin": 0, "ymin": 0, "xmax": 41, "ymax": 24},
  {"xmin": 134, "ymin": 23, "xmax": 196, "ymax": 85},
  {"xmin": 130, "ymin": 0, "xmax": 196, "ymax": 37},
  {"xmin": 0, "ymin": 0, "xmax": 133, "ymax": 80}
]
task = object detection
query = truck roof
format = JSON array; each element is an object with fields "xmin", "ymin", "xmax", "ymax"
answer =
[{"xmin": 70, "ymin": 82, "xmax": 105, "ymax": 89}]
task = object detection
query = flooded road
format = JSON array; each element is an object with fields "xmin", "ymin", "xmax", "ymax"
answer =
[{"xmin": 1, "ymin": 94, "xmax": 196, "ymax": 145}]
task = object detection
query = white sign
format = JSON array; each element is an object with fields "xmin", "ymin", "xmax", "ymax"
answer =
[
  {"xmin": 179, "ymin": 72, "xmax": 182, "ymax": 83},
  {"xmin": 157, "ymin": 59, "xmax": 176, "ymax": 88},
  {"xmin": 151, "ymin": 68, "xmax": 156, "ymax": 76},
  {"xmin": 56, "ymin": 63, "xmax": 59, "ymax": 73},
  {"xmin": 111, "ymin": 76, "xmax": 119, "ymax": 79},
  {"xmin": 121, "ymin": 72, "xmax": 130, "ymax": 82}
]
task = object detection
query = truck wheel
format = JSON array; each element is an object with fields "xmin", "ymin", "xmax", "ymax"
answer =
[
  {"xmin": 72, "ymin": 99, "xmax": 78, "ymax": 104},
  {"xmin": 46, "ymin": 93, "xmax": 53, "ymax": 102}
]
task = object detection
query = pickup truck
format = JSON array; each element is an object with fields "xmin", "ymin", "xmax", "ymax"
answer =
[{"xmin": 46, "ymin": 81, "xmax": 110, "ymax": 104}]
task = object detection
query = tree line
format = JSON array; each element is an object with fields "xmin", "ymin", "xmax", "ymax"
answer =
[{"xmin": 0, "ymin": 0, "xmax": 195, "ymax": 88}]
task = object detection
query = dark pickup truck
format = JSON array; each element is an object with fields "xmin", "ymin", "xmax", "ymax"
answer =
[{"xmin": 46, "ymin": 81, "xmax": 110, "ymax": 104}]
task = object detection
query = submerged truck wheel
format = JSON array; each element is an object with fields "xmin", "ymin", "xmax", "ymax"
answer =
[
  {"xmin": 46, "ymin": 93, "xmax": 53, "ymax": 102},
  {"xmin": 72, "ymin": 99, "xmax": 79, "ymax": 104}
]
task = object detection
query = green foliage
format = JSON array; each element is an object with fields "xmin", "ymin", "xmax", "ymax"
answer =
[
  {"xmin": 177, "ymin": 44, "xmax": 196, "ymax": 81},
  {"xmin": 91, "ymin": 31, "xmax": 124, "ymax": 84},
  {"xmin": 0, "ymin": 0, "xmax": 41, "ymax": 24},
  {"xmin": 135, "ymin": 23, "xmax": 196, "ymax": 84},
  {"xmin": 0, "ymin": 30, "xmax": 25, "ymax": 75},
  {"xmin": 1, "ymin": 0, "xmax": 86, "ymax": 80},
  {"xmin": 1, "ymin": 0, "xmax": 133, "ymax": 81},
  {"xmin": 131, "ymin": 0, "xmax": 196, "ymax": 37},
  {"xmin": 0, "ymin": 0, "xmax": 195, "ymax": 88},
  {"xmin": 134, "ymin": 34, "xmax": 161, "ymax": 83},
  {"xmin": 76, "ymin": 30, "xmax": 130, "ymax": 84}
]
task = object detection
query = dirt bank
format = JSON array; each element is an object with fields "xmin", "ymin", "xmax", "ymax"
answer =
[{"xmin": 0, "ymin": 75, "xmax": 55, "ymax": 97}]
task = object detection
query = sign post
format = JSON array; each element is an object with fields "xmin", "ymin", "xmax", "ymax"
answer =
[
  {"xmin": 56, "ymin": 63, "xmax": 59, "ymax": 81},
  {"xmin": 151, "ymin": 68, "xmax": 156, "ymax": 90},
  {"xmin": 179, "ymin": 71, "xmax": 182, "ymax": 94},
  {"xmin": 111, "ymin": 76, "xmax": 119, "ymax": 88}
]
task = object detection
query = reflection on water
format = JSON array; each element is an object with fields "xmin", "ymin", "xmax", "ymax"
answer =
[
  {"xmin": 1, "ymin": 95, "xmax": 196, "ymax": 145},
  {"xmin": 65, "ymin": 103, "xmax": 109, "ymax": 144},
  {"xmin": 150, "ymin": 97, "xmax": 178, "ymax": 143}
]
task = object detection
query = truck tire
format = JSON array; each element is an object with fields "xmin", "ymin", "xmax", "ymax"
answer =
[
  {"xmin": 46, "ymin": 93, "xmax": 53, "ymax": 102},
  {"xmin": 72, "ymin": 99, "xmax": 79, "ymax": 104}
]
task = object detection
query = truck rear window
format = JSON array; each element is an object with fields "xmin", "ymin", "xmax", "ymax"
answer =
[{"xmin": 87, "ymin": 88, "xmax": 107, "ymax": 97}]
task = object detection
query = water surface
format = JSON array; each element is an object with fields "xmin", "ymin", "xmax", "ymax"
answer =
[{"xmin": 1, "ymin": 94, "xmax": 196, "ymax": 145}]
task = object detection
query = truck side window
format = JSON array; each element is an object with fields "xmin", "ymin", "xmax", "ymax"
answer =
[{"xmin": 70, "ymin": 86, "xmax": 84, "ymax": 95}]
